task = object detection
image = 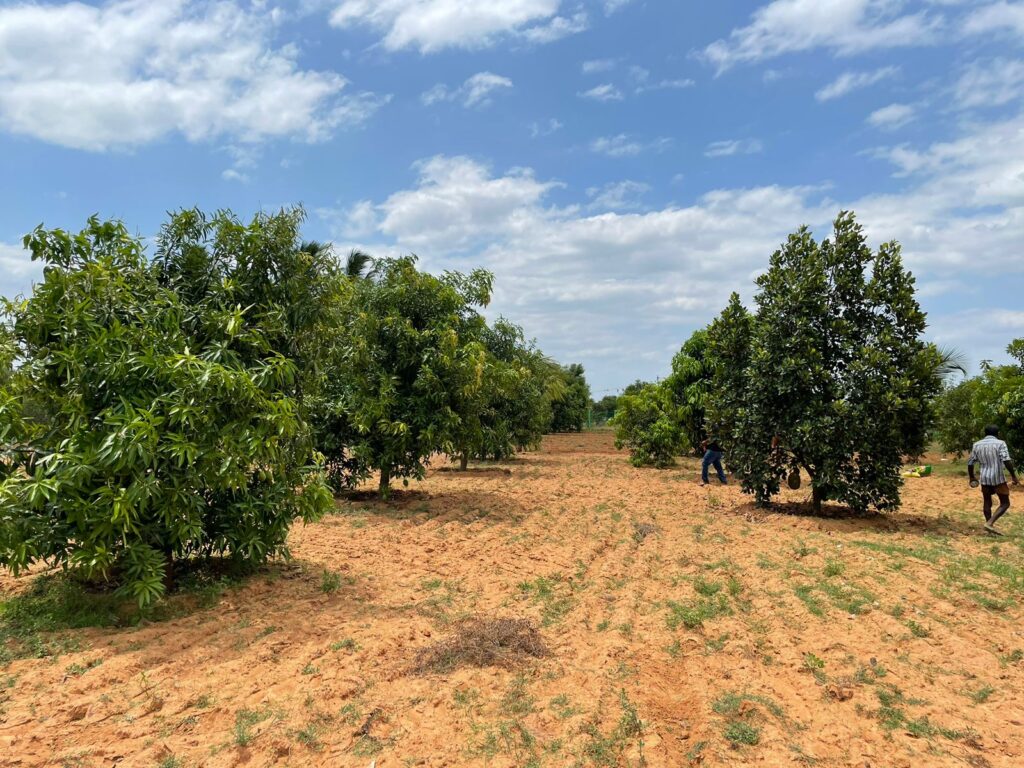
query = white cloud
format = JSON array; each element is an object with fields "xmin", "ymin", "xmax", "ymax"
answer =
[
  {"xmin": 867, "ymin": 102, "xmax": 916, "ymax": 129},
  {"xmin": 520, "ymin": 11, "xmax": 588, "ymax": 43},
  {"xmin": 329, "ymin": 0, "xmax": 582, "ymax": 53},
  {"xmin": 964, "ymin": 1, "xmax": 1024, "ymax": 39},
  {"xmin": 636, "ymin": 78, "xmax": 696, "ymax": 94},
  {"xmin": 815, "ymin": 66, "xmax": 899, "ymax": 101},
  {"xmin": 705, "ymin": 138, "xmax": 764, "ymax": 157},
  {"xmin": 701, "ymin": 0, "xmax": 941, "ymax": 72},
  {"xmin": 586, "ymin": 180, "xmax": 651, "ymax": 211},
  {"xmin": 579, "ymin": 83, "xmax": 624, "ymax": 101},
  {"xmin": 422, "ymin": 72, "xmax": 514, "ymax": 108},
  {"xmin": 0, "ymin": 241, "xmax": 43, "ymax": 300},
  {"xmin": 582, "ymin": 58, "xmax": 617, "ymax": 73},
  {"xmin": 317, "ymin": 199, "xmax": 380, "ymax": 239},
  {"xmin": 953, "ymin": 58, "xmax": 1024, "ymax": 109},
  {"xmin": 529, "ymin": 118, "xmax": 563, "ymax": 137},
  {"xmin": 604, "ymin": 0, "xmax": 634, "ymax": 13},
  {"xmin": 0, "ymin": 1, "xmax": 385, "ymax": 151},
  {"xmin": 590, "ymin": 134, "xmax": 672, "ymax": 157},
  {"xmin": 221, "ymin": 169, "xmax": 249, "ymax": 183},
  {"xmin": 628, "ymin": 65, "xmax": 651, "ymax": 84},
  {"xmin": 370, "ymin": 155, "xmax": 562, "ymax": 252},
  {"xmin": 321, "ymin": 107, "xmax": 1024, "ymax": 386}
]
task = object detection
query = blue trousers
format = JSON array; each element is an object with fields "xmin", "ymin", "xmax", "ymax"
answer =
[{"xmin": 702, "ymin": 450, "xmax": 727, "ymax": 483}]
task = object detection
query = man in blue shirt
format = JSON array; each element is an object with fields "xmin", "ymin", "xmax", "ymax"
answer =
[{"xmin": 968, "ymin": 425, "xmax": 1020, "ymax": 535}]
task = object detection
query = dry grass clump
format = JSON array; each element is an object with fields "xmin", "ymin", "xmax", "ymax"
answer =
[
  {"xmin": 413, "ymin": 617, "xmax": 548, "ymax": 674},
  {"xmin": 633, "ymin": 521, "xmax": 660, "ymax": 543}
]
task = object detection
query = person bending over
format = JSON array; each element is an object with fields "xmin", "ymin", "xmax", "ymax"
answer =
[{"xmin": 968, "ymin": 425, "xmax": 1019, "ymax": 535}]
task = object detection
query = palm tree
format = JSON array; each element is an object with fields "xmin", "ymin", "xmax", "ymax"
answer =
[
  {"xmin": 931, "ymin": 344, "xmax": 969, "ymax": 382},
  {"xmin": 345, "ymin": 249, "xmax": 374, "ymax": 280},
  {"xmin": 300, "ymin": 242, "xmax": 375, "ymax": 280}
]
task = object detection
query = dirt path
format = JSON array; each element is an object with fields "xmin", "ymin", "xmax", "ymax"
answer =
[{"xmin": 2, "ymin": 431, "xmax": 1023, "ymax": 767}]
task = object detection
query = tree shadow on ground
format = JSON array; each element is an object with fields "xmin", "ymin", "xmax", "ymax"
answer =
[
  {"xmin": 735, "ymin": 500, "xmax": 984, "ymax": 538},
  {"xmin": 335, "ymin": 488, "xmax": 531, "ymax": 526},
  {"xmin": 434, "ymin": 466, "xmax": 513, "ymax": 477}
]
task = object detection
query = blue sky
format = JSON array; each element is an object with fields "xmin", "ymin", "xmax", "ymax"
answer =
[{"xmin": 2, "ymin": 0, "xmax": 1023, "ymax": 394}]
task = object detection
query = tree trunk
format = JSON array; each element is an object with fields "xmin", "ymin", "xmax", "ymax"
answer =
[
  {"xmin": 460, "ymin": 452, "xmax": 469, "ymax": 471},
  {"xmin": 812, "ymin": 486, "xmax": 826, "ymax": 515},
  {"xmin": 378, "ymin": 465, "xmax": 391, "ymax": 499},
  {"xmin": 162, "ymin": 548, "xmax": 176, "ymax": 593}
]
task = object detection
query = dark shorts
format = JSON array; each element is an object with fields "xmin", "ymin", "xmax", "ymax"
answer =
[{"xmin": 982, "ymin": 483, "xmax": 1011, "ymax": 497}]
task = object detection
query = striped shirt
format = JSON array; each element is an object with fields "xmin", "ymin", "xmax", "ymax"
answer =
[{"xmin": 968, "ymin": 436, "xmax": 1012, "ymax": 486}]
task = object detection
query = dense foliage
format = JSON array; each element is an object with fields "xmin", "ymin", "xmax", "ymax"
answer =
[
  {"xmin": 460, "ymin": 319, "xmax": 560, "ymax": 464},
  {"xmin": 706, "ymin": 212, "xmax": 939, "ymax": 513},
  {"xmin": 550, "ymin": 363, "xmax": 592, "ymax": 432},
  {"xmin": 612, "ymin": 384, "xmax": 686, "ymax": 468},
  {"xmin": 319, "ymin": 256, "xmax": 493, "ymax": 496},
  {"xmin": 933, "ymin": 341, "xmax": 1024, "ymax": 456},
  {"xmin": 0, "ymin": 213, "xmax": 335, "ymax": 605},
  {"xmin": 663, "ymin": 328, "xmax": 713, "ymax": 455}
]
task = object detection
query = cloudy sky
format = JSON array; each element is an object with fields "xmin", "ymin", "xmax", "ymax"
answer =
[{"xmin": 2, "ymin": 0, "xmax": 1023, "ymax": 394}]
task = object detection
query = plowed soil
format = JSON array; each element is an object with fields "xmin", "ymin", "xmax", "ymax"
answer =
[{"xmin": 3, "ymin": 430, "xmax": 1024, "ymax": 767}]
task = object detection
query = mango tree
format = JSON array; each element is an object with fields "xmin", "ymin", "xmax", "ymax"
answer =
[
  {"xmin": 332, "ymin": 257, "xmax": 492, "ymax": 496},
  {"xmin": 706, "ymin": 212, "xmax": 939, "ymax": 514},
  {"xmin": 0, "ymin": 213, "xmax": 334, "ymax": 605}
]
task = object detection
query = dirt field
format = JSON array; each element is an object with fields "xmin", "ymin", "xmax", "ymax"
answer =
[{"xmin": 2, "ymin": 430, "xmax": 1024, "ymax": 767}]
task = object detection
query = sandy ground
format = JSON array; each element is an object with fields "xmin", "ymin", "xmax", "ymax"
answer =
[{"xmin": 2, "ymin": 430, "xmax": 1024, "ymax": 767}]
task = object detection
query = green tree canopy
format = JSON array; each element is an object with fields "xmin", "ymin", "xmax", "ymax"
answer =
[
  {"xmin": 612, "ymin": 384, "xmax": 686, "ymax": 468},
  {"xmin": 327, "ymin": 256, "xmax": 493, "ymax": 496},
  {"xmin": 550, "ymin": 364, "xmax": 591, "ymax": 432},
  {"xmin": 934, "ymin": 341, "xmax": 1024, "ymax": 457},
  {"xmin": 707, "ymin": 212, "xmax": 939, "ymax": 514},
  {"xmin": 0, "ymin": 213, "xmax": 334, "ymax": 605},
  {"xmin": 663, "ymin": 328, "xmax": 713, "ymax": 455},
  {"xmin": 456, "ymin": 319, "xmax": 554, "ymax": 465}
]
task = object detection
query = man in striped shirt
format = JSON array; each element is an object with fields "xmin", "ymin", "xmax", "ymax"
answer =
[{"xmin": 968, "ymin": 425, "xmax": 1019, "ymax": 534}]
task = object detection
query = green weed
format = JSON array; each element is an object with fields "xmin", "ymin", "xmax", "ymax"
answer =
[
  {"xmin": 666, "ymin": 595, "xmax": 730, "ymax": 630},
  {"xmin": 724, "ymin": 721, "xmax": 760, "ymax": 746}
]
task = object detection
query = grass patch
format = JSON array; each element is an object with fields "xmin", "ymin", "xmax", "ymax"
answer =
[
  {"xmin": 517, "ymin": 575, "xmax": 574, "ymax": 626},
  {"xmin": 234, "ymin": 707, "xmax": 271, "ymax": 747},
  {"xmin": 906, "ymin": 619, "xmax": 931, "ymax": 638},
  {"xmin": 802, "ymin": 653, "xmax": 826, "ymax": 683},
  {"xmin": 694, "ymin": 577, "xmax": 723, "ymax": 597},
  {"xmin": 66, "ymin": 658, "xmax": 103, "ymax": 676},
  {"xmin": 849, "ymin": 539, "xmax": 943, "ymax": 565},
  {"xmin": 1, "ymin": 567, "xmax": 248, "ymax": 665},
  {"xmin": 666, "ymin": 595, "xmax": 730, "ymax": 630},
  {"xmin": 966, "ymin": 684, "xmax": 995, "ymax": 704},
  {"xmin": 330, "ymin": 638, "xmax": 360, "ymax": 652},
  {"xmin": 549, "ymin": 694, "xmax": 582, "ymax": 720},
  {"xmin": 501, "ymin": 676, "xmax": 536, "ymax": 717},
  {"xmin": 723, "ymin": 720, "xmax": 760, "ymax": 746},
  {"xmin": 712, "ymin": 691, "xmax": 785, "ymax": 719},
  {"xmin": 295, "ymin": 713, "xmax": 333, "ymax": 750},
  {"xmin": 320, "ymin": 570, "xmax": 342, "ymax": 594},
  {"xmin": 794, "ymin": 585, "xmax": 826, "ymax": 617},
  {"xmin": 578, "ymin": 689, "xmax": 645, "ymax": 767},
  {"xmin": 823, "ymin": 559, "xmax": 845, "ymax": 578}
]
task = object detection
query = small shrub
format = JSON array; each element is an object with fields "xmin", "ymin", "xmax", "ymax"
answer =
[
  {"xmin": 723, "ymin": 721, "xmax": 760, "ymax": 746},
  {"xmin": 320, "ymin": 570, "xmax": 342, "ymax": 594}
]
